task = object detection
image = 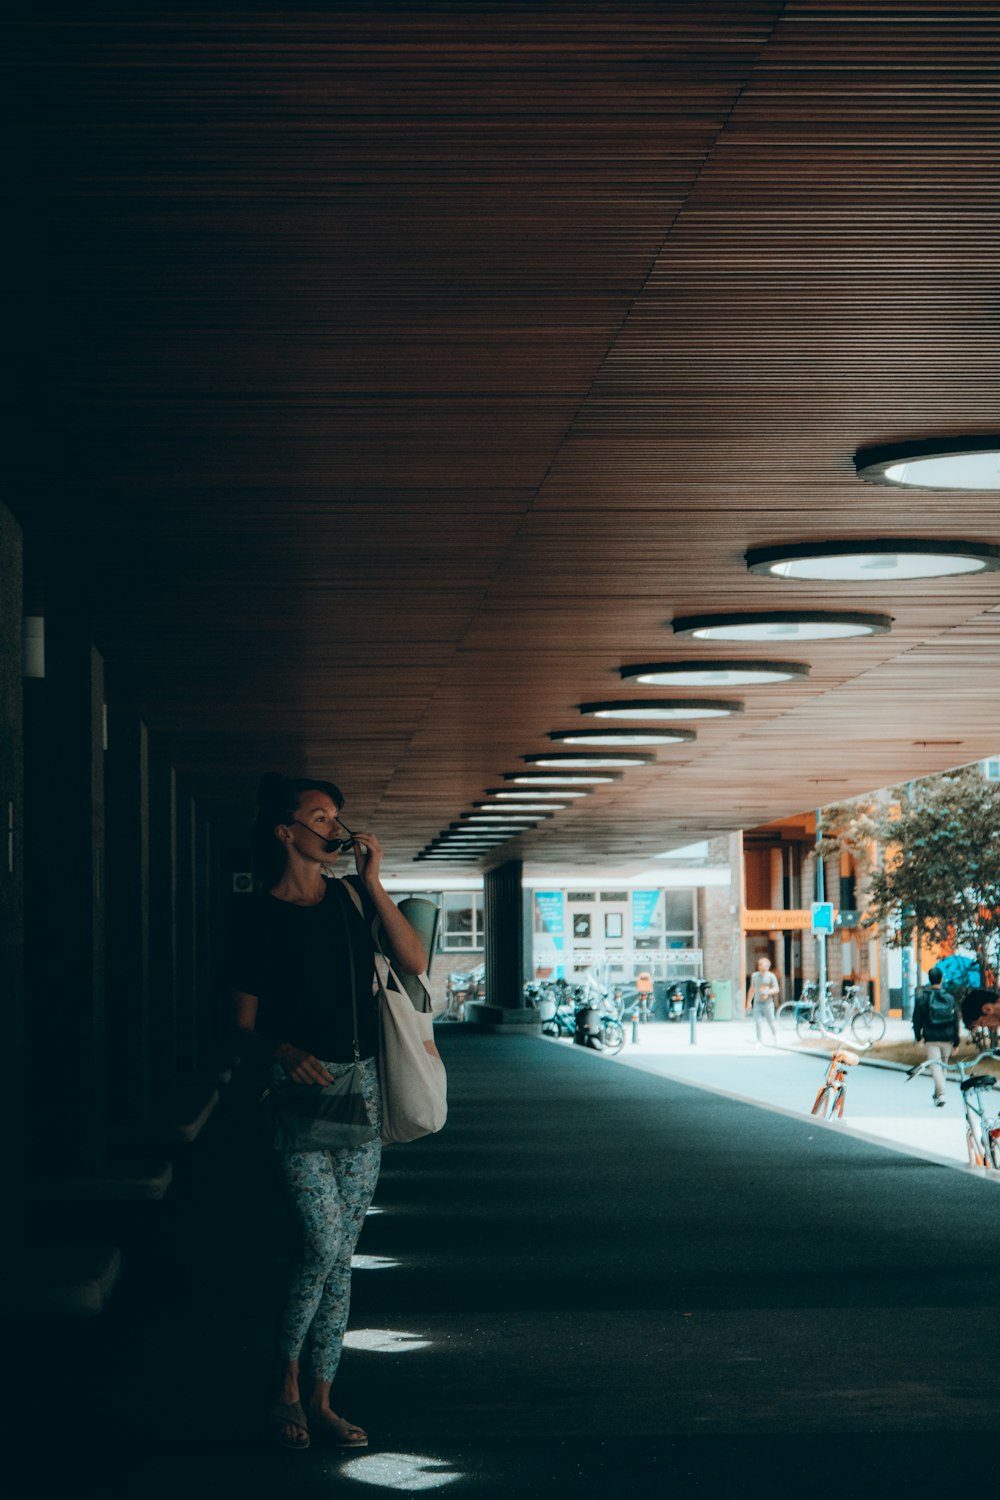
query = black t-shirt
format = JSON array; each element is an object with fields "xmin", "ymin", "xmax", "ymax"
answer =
[{"xmin": 231, "ymin": 877, "xmax": 380, "ymax": 1062}]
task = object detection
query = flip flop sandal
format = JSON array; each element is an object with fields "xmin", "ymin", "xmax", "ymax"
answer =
[
  {"xmin": 269, "ymin": 1400, "xmax": 310, "ymax": 1450},
  {"xmin": 315, "ymin": 1414, "xmax": 368, "ymax": 1449}
]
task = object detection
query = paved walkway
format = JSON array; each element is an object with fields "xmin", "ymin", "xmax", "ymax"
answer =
[
  {"xmin": 29, "ymin": 1026, "xmax": 1000, "ymax": 1500},
  {"xmin": 552, "ymin": 1017, "xmax": 1000, "ymax": 1180}
]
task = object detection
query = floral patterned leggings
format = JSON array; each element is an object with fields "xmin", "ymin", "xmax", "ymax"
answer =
[{"xmin": 272, "ymin": 1056, "xmax": 382, "ymax": 1383}]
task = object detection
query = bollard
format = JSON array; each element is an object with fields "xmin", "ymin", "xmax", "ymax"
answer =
[
  {"xmin": 631, "ymin": 1013, "xmax": 639, "ymax": 1045},
  {"xmin": 689, "ymin": 1006, "xmax": 697, "ymax": 1045}
]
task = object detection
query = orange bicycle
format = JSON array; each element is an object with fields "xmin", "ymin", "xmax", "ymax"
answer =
[{"xmin": 810, "ymin": 1046, "xmax": 862, "ymax": 1119}]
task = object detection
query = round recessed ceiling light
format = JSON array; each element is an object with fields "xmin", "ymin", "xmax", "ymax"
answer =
[
  {"xmin": 579, "ymin": 698, "xmax": 743, "ymax": 721},
  {"xmin": 416, "ymin": 853, "xmax": 481, "ymax": 861},
  {"xmin": 469, "ymin": 806, "xmax": 555, "ymax": 817},
  {"xmin": 475, "ymin": 799, "xmax": 569, "ymax": 811},
  {"xmin": 619, "ymin": 660, "xmax": 810, "ymax": 687},
  {"xmin": 503, "ymin": 770, "xmax": 623, "ymax": 785},
  {"xmin": 524, "ymin": 751, "xmax": 655, "ymax": 769},
  {"xmin": 855, "ymin": 439, "xmax": 1000, "ymax": 490},
  {"xmin": 746, "ymin": 539, "xmax": 1000, "ymax": 581},
  {"xmin": 486, "ymin": 787, "xmax": 588, "ymax": 800},
  {"xmin": 460, "ymin": 814, "xmax": 546, "ymax": 824},
  {"xmin": 672, "ymin": 611, "xmax": 891, "ymax": 642},
  {"xmin": 548, "ymin": 727, "xmax": 696, "ymax": 746}
]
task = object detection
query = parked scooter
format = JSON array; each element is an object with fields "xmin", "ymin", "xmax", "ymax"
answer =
[
  {"xmin": 666, "ymin": 982, "xmax": 686, "ymax": 1022},
  {"xmin": 666, "ymin": 979, "xmax": 716, "ymax": 1022}
]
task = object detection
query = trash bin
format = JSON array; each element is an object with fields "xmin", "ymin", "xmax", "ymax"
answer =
[{"xmin": 711, "ymin": 980, "xmax": 733, "ymax": 1020}]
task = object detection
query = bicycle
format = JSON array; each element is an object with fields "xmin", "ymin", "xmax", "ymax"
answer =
[
  {"xmin": 443, "ymin": 962, "xmax": 486, "ymax": 1021},
  {"xmin": 792, "ymin": 986, "xmax": 851, "ymax": 1041},
  {"xmin": 810, "ymin": 1040, "xmax": 868, "ymax": 1119},
  {"xmin": 536, "ymin": 979, "xmax": 576, "ymax": 1038},
  {"xmin": 906, "ymin": 1047, "xmax": 1000, "ymax": 1170},
  {"xmin": 840, "ymin": 983, "xmax": 887, "ymax": 1043},
  {"xmin": 778, "ymin": 981, "xmax": 835, "ymax": 1032}
]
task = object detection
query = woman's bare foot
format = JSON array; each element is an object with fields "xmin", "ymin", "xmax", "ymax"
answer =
[
  {"xmin": 269, "ymin": 1399, "xmax": 310, "ymax": 1450},
  {"xmin": 307, "ymin": 1405, "xmax": 368, "ymax": 1448}
]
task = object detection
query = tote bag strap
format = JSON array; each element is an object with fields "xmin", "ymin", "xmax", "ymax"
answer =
[
  {"xmin": 339, "ymin": 877, "xmax": 434, "ymax": 1015},
  {"xmin": 332, "ymin": 882, "xmax": 362, "ymax": 1063}
]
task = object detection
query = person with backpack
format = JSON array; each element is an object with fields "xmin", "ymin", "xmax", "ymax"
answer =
[{"xmin": 912, "ymin": 966, "xmax": 960, "ymax": 1107}]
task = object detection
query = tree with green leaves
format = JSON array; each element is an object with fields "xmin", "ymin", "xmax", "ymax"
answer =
[{"xmin": 818, "ymin": 766, "xmax": 1000, "ymax": 989}]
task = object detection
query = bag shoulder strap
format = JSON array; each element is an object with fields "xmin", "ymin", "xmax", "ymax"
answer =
[
  {"xmin": 338, "ymin": 877, "xmax": 434, "ymax": 1016},
  {"xmin": 331, "ymin": 881, "xmax": 362, "ymax": 1062}
]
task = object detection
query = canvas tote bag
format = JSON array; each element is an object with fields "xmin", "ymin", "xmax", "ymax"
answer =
[{"xmin": 340, "ymin": 878, "xmax": 448, "ymax": 1145}]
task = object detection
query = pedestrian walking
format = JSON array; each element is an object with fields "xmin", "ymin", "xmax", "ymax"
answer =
[
  {"xmin": 912, "ymin": 966, "xmax": 960, "ymax": 1107},
  {"xmin": 746, "ymin": 955, "xmax": 780, "ymax": 1044}
]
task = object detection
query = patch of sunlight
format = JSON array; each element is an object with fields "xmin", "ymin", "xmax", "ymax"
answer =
[
  {"xmin": 341, "ymin": 1453, "xmax": 463, "ymax": 1490},
  {"xmin": 343, "ymin": 1328, "xmax": 432, "ymax": 1353}
]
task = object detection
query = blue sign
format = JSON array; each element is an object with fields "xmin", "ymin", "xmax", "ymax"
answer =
[
  {"xmin": 632, "ymin": 890, "xmax": 661, "ymax": 933},
  {"xmin": 811, "ymin": 901, "xmax": 835, "ymax": 935},
  {"xmin": 535, "ymin": 893, "xmax": 565, "ymax": 947}
]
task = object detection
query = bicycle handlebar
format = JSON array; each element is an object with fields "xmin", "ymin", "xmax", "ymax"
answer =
[{"xmin": 906, "ymin": 1047, "xmax": 1000, "ymax": 1081}]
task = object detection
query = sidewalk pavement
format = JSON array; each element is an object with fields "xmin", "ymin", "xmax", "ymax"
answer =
[{"xmin": 546, "ymin": 1016, "xmax": 998, "ymax": 1181}]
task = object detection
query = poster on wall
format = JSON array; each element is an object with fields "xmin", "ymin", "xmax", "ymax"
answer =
[
  {"xmin": 631, "ymin": 889, "xmax": 663, "ymax": 948},
  {"xmin": 534, "ymin": 891, "xmax": 566, "ymax": 978}
]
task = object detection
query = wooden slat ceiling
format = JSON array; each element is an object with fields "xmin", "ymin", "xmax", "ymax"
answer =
[{"xmin": 9, "ymin": 1, "xmax": 1000, "ymax": 876}]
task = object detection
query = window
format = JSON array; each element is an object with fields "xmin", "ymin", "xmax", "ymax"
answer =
[
  {"xmin": 439, "ymin": 891, "xmax": 485, "ymax": 951},
  {"xmin": 663, "ymin": 890, "xmax": 695, "ymax": 933},
  {"xmin": 984, "ymin": 758, "xmax": 1000, "ymax": 781}
]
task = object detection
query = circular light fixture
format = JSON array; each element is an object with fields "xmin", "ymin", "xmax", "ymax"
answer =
[
  {"xmin": 746, "ymin": 539, "xmax": 1000, "ymax": 581},
  {"xmin": 460, "ymin": 814, "xmax": 547, "ymax": 824},
  {"xmin": 855, "ymin": 438, "xmax": 1000, "ymax": 490},
  {"xmin": 503, "ymin": 770, "xmax": 623, "ymax": 785},
  {"xmin": 475, "ymin": 800, "xmax": 569, "ymax": 811},
  {"xmin": 579, "ymin": 699, "xmax": 743, "ymax": 721},
  {"xmin": 485, "ymin": 787, "xmax": 588, "ymax": 800},
  {"xmin": 547, "ymin": 727, "xmax": 696, "ymax": 746},
  {"xmin": 416, "ymin": 853, "xmax": 481, "ymax": 861},
  {"xmin": 672, "ymin": 611, "xmax": 891, "ymax": 642},
  {"xmin": 523, "ymin": 751, "xmax": 655, "ymax": 769},
  {"xmin": 619, "ymin": 660, "xmax": 810, "ymax": 687},
  {"xmin": 443, "ymin": 828, "xmax": 512, "ymax": 838}
]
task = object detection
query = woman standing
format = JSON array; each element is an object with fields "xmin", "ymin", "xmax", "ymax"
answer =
[{"xmin": 232, "ymin": 773, "xmax": 426, "ymax": 1451}]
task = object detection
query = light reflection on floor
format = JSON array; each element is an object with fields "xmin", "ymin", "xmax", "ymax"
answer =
[
  {"xmin": 343, "ymin": 1327, "xmax": 432, "ymax": 1353},
  {"xmin": 340, "ymin": 1452, "xmax": 463, "ymax": 1490}
]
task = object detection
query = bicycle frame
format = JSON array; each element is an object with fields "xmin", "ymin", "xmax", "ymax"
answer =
[
  {"xmin": 906, "ymin": 1048, "xmax": 1000, "ymax": 1169},
  {"xmin": 810, "ymin": 1046, "xmax": 861, "ymax": 1120}
]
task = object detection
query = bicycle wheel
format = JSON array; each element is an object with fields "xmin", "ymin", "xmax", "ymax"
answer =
[
  {"xmin": 796, "ymin": 1010, "xmax": 818, "ymax": 1041},
  {"xmin": 811, "ymin": 1087, "xmax": 831, "ymax": 1118},
  {"xmin": 777, "ymin": 1003, "xmax": 798, "ymax": 1031},
  {"xmin": 988, "ymin": 1128, "xmax": 1000, "ymax": 1171},
  {"xmin": 542, "ymin": 1019, "xmax": 559, "ymax": 1038},
  {"xmin": 851, "ymin": 1008, "xmax": 886, "ymax": 1043},
  {"xmin": 826, "ymin": 1000, "xmax": 849, "ymax": 1032},
  {"xmin": 601, "ymin": 1019, "xmax": 625, "ymax": 1055},
  {"xmin": 703, "ymin": 998, "xmax": 715, "ymax": 1022},
  {"xmin": 966, "ymin": 1129, "xmax": 985, "ymax": 1168}
]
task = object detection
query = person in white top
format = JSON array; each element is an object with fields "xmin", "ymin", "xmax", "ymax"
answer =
[{"xmin": 746, "ymin": 955, "xmax": 780, "ymax": 1044}]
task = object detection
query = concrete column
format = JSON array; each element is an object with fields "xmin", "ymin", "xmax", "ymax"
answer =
[
  {"xmin": 175, "ymin": 788, "xmax": 199, "ymax": 1077},
  {"xmin": 105, "ymin": 711, "xmax": 152, "ymax": 1127},
  {"xmin": 0, "ymin": 504, "xmax": 26, "ymax": 1287},
  {"xmin": 470, "ymin": 859, "xmax": 539, "ymax": 1031},
  {"xmin": 24, "ymin": 618, "xmax": 108, "ymax": 1175},
  {"xmin": 148, "ymin": 757, "xmax": 179, "ymax": 1104}
]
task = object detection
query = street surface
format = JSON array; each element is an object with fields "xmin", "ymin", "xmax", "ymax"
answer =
[{"xmin": 545, "ymin": 1016, "xmax": 999, "ymax": 1181}]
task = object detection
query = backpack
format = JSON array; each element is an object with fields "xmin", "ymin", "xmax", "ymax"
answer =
[{"xmin": 924, "ymin": 988, "xmax": 955, "ymax": 1029}]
